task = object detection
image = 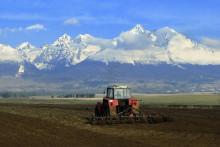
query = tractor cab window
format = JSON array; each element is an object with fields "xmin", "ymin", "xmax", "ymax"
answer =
[
  {"xmin": 114, "ymin": 88, "xmax": 132, "ymax": 99},
  {"xmin": 107, "ymin": 88, "xmax": 114, "ymax": 98}
]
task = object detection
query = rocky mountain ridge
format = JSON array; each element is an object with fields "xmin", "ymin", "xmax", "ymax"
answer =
[{"xmin": 0, "ymin": 24, "xmax": 220, "ymax": 78}]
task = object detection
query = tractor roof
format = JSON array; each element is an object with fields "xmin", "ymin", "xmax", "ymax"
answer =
[{"xmin": 107, "ymin": 85, "xmax": 130, "ymax": 89}]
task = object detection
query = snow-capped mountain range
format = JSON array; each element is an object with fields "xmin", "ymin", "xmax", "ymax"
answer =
[{"xmin": 1, "ymin": 24, "xmax": 220, "ymax": 73}]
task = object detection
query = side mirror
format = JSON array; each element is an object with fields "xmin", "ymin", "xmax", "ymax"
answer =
[{"xmin": 103, "ymin": 90, "xmax": 106, "ymax": 97}]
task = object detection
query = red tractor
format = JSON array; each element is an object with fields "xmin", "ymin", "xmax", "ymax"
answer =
[
  {"xmin": 95, "ymin": 85, "xmax": 139, "ymax": 117},
  {"xmin": 88, "ymin": 85, "xmax": 167, "ymax": 124}
]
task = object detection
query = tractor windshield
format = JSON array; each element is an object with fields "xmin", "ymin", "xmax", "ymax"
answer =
[{"xmin": 114, "ymin": 88, "xmax": 132, "ymax": 99}]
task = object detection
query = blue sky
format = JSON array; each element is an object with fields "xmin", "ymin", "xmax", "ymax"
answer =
[{"xmin": 0, "ymin": 0, "xmax": 220, "ymax": 48}]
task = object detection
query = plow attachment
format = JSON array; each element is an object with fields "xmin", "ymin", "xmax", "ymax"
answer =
[
  {"xmin": 86, "ymin": 107, "xmax": 169, "ymax": 125},
  {"xmin": 86, "ymin": 114, "xmax": 168, "ymax": 125}
]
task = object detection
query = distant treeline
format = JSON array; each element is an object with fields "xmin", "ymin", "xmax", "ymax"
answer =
[
  {"xmin": 56, "ymin": 93, "xmax": 95, "ymax": 98},
  {"xmin": 0, "ymin": 92, "xmax": 38, "ymax": 98},
  {"xmin": 0, "ymin": 92, "xmax": 96, "ymax": 99}
]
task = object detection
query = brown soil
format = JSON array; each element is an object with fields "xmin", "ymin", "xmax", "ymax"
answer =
[{"xmin": 0, "ymin": 103, "xmax": 219, "ymax": 147}]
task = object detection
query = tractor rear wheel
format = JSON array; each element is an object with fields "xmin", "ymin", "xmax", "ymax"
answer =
[{"xmin": 95, "ymin": 105, "xmax": 100, "ymax": 117}]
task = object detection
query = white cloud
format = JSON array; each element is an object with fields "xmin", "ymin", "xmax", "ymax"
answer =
[
  {"xmin": 0, "ymin": 13, "xmax": 60, "ymax": 21},
  {"xmin": 0, "ymin": 27, "xmax": 22, "ymax": 36},
  {"xmin": 26, "ymin": 24, "xmax": 46, "ymax": 30},
  {"xmin": 10, "ymin": 28, "xmax": 16, "ymax": 32},
  {"xmin": 113, "ymin": 29, "xmax": 156, "ymax": 50},
  {"xmin": 5, "ymin": 28, "xmax": 16, "ymax": 32},
  {"xmin": 63, "ymin": 18, "xmax": 79, "ymax": 25},
  {"xmin": 200, "ymin": 37, "xmax": 220, "ymax": 49}
]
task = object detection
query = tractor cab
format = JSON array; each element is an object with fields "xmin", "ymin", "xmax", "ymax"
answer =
[{"xmin": 106, "ymin": 85, "xmax": 132, "ymax": 99}]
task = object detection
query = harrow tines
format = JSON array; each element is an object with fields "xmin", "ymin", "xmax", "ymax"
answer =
[{"xmin": 87, "ymin": 112, "xmax": 169, "ymax": 125}]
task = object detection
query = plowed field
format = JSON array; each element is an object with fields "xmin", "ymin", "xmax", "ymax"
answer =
[{"xmin": 0, "ymin": 102, "xmax": 219, "ymax": 146}]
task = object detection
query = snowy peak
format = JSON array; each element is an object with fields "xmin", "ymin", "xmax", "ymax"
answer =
[
  {"xmin": 58, "ymin": 34, "xmax": 72, "ymax": 41},
  {"xmin": 153, "ymin": 27, "xmax": 179, "ymax": 47},
  {"xmin": 17, "ymin": 42, "xmax": 35, "ymax": 51},
  {"xmin": 52, "ymin": 34, "xmax": 72, "ymax": 46},
  {"xmin": 153, "ymin": 27, "xmax": 178, "ymax": 40},
  {"xmin": 0, "ymin": 44, "xmax": 23, "ymax": 63},
  {"xmin": 32, "ymin": 33, "xmax": 100, "ymax": 70},
  {"xmin": 16, "ymin": 42, "xmax": 42, "ymax": 63},
  {"xmin": 73, "ymin": 34, "xmax": 94, "ymax": 44},
  {"xmin": 155, "ymin": 27, "xmax": 176, "ymax": 34},
  {"xmin": 129, "ymin": 24, "xmax": 149, "ymax": 34}
]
